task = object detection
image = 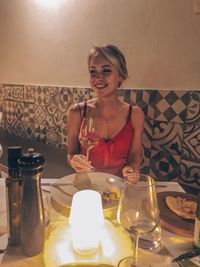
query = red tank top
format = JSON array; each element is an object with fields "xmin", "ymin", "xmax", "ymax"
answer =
[{"xmin": 79, "ymin": 103, "xmax": 134, "ymax": 176}]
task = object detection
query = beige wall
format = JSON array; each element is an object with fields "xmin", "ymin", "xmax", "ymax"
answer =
[{"xmin": 0, "ymin": 0, "xmax": 200, "ymax": 90}]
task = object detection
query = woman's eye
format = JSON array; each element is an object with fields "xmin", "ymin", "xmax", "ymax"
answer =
[
  {"xmin": 102, "ymin": 69, "xmax": 111, "ymax": 74},
  {"xmin": 89, "ymin": 70, "xmax": 97, "ymax": 75},
  {"xmin": 89, "ymin": 68, "xmax": 112, "ymax": 77}
]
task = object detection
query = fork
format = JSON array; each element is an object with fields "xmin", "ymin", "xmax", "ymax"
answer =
[{"xmin": 172, "ymin": 248, "xmax": 200, "ymax": 263}]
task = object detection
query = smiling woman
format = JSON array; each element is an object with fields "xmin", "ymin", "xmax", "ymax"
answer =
[{"xmin": 67, "ymin": 45, "xmax": 144, "ymax": 182}]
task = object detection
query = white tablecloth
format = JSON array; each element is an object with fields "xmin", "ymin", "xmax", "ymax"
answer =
[{"xmin": 0, "ymin": 178, "xmax": 196, "ymax": 267}]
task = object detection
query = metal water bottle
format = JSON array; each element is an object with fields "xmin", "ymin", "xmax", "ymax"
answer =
[
  {"xmin": 19, "ymin": 148, "xmax": 45, "ymax": 257},
  {"xmin": 6, "ymin": 146, "xmax": 22, "ymax": 246}
]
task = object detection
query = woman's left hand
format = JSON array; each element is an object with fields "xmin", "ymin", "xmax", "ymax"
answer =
[{"xmin": 122, "ymin": 165, "xmax": 140, "ymax": 184}]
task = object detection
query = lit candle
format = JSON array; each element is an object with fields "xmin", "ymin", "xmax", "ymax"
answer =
[{"xmin": 69, "ymin": 190, "xmax": 104, "ymax": 254}]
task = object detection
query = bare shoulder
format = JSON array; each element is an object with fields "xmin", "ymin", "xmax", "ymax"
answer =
[
  {"xmin": 131, "ymin": 106, "xmax": 144, "ymax": 127},
  {"xmin": 131, "ymin": 105, "xmax": 144, "ymax": 118}
]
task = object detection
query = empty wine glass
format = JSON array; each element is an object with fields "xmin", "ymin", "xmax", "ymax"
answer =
[
  {"xmin": 79, "ymin": 117, "xmax": 101, "ymax": 161},
  {"xmin": 117, "ymin": 174, "xmax": 160, "ymax": 267}
]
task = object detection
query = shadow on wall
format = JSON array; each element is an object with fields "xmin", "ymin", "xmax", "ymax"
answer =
[{"xmin": 0, "ymin": 84, "xmax": 199, "ymax": 191}]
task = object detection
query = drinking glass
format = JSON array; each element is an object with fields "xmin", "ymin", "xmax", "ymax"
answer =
[
  {"xmin": 117, "ymin": 174, "xmax": 160, "ymax": 267},
  {"xmin": 79, "ymin": 117, "xmax": 101, "ymax": 161}
]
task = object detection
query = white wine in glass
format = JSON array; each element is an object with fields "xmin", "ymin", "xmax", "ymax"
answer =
[
  {"xmin": 79, "ymin": 117, "xmax": 101, "ymax": 161},
  {"xmin": 117, "ymin": 175, "xmax": 160, "ymax": 267}
]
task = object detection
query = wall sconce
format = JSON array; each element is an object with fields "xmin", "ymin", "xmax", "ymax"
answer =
[{"xmin": 69, "ymin": 190, "xmax": 104, "ymax": 254}]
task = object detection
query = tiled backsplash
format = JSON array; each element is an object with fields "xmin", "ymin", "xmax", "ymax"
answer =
[{"xmin": 0, "ymin": 84, "xmax": 199, "ymax": 191}]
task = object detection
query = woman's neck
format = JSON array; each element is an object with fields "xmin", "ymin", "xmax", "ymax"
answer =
[{"xmin": 95, "ymin": 94, "xmax": 120, "ymax": 107}]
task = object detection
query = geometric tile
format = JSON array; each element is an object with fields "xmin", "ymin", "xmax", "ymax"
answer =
[
  {"xmin": 179, "ymin": 158, "xmax": 200, "ymax": 190},
  {"xmin": 141, "ymin": 156, "xmax": 150, "ymax": 175},
  {"xmin": 88, "ymin": 88, "xmax": 97, "ymax": 100},
  {"xmin": 130, "ymin": 90, "xmax": 157, "ymax": 119},
  {"xmin": 34, "ymin": 105, "xmax": 47, "ymax": 125},
  {"xmin": 149, "ymin": 149, "xmax": 180, "ymax": 181},
  {"xmin": 33, "ymin": 123, "xmax": 46, "ymax": 144},
  {"xmin": 13, "ymin": 119, "xmax": 25, "ymax": 137},
  {"xmin": 3, "ymin": 100, "xmax": 25, "ymax": 136},
  {"xmin": 152, "ymin": 121, "xmax": 184, "ymax": 155},
  {"xmin": 3, "ymin": 84, "xmax": 24, "ymax": 102},
  {"xmin": 72, "ymin": 88, "xmax": 91, "ymax": 103},
  {"xmin": 45, "ymin": 87, "xmax": 73, "ymax": 130},
  {"xmin": 58, "ymin": 87, "xmax": 73, "ymax": 112},
  {"xmin": 24, "ymin": 85, "xmax": 35, "ymax": 104},
  {"xmin": 45, "ymin": 126, "xmax": 62, "ymax": 147},
  {"xmin": 117, "ymin": 89, "xmax": 130, "ymax": 103},
  {"xmin": 182, "ymin": 124, "xmax": 200, "ymax": 160},
  {"xmin": 0, "ymin": 83, "xmax": 199, "ymax": 188},
  {"xmin": 0, "ymin": 85, "xmax": 4, "ymax": 128},
  {"xmin": 4, "ymin": 119, "xmax": 14, "ymax": 134},
  {"xmin": 34, "ymin": 86, "xmax": 46, "ymax": 105},
  {"xmin": 45, "ymin": 86, "xmax": 59, "ymax": 106},
  {"xmin": 57, "ymin": 87, "xmax": 73, "ymax": 130},
  {"xmin": 185, "ymin": 91, "xmax": 200, "ymax": 125},
  {"xmin": 23, "ymin": 122, "xmax": 35, "ymax": 140},
  {"xmin": 129, "ymin": 89, "xmax": 137, "ymax": 105},
  {"xmin": 15, "ymin": 102, "xmax": 24, "ymax": 120},
  {"xmin": 154, "ymin": 90, "xmax": 189, "ymax": 123},
  {"xmin": 23, "ymin": 103, "xmax": 35, "ymax": 124},
  {"xmin": 0, "ymin": 84, "xmax": 2, "ymax": 100},
  {"xmin": 143, "ymin": 118, "xmax": 154, "ymax": 151}
]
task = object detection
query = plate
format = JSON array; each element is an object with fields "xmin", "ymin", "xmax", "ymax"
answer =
[
  {"xmin": 50, "ymin": 172, "xmax": 124, "ymax": 219},
  {"xmin": 165, "ymin": 194, "xmax": 197, "ymax": 220},
  {"xmin": 157, "ymin": 191, "xmax": 197, "ymax": 238}
]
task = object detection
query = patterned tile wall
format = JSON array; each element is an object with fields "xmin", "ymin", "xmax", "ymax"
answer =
[{"xmin": 0, "ymin": 84, "xmax": 199, "ymax": 191}]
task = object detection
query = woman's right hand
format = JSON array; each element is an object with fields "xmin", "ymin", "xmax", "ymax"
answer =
[{"xmin": 69, "ymin": 154, "xmax": 94, "ymax": 173}]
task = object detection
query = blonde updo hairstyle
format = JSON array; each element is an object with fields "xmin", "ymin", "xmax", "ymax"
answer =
[{"xmin": 88, "ymin": 45, "xmax": 128, "ymax": 84}]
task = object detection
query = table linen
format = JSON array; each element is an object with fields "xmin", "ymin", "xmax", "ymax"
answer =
[{"xmin": 0, "ymin": 178, "xmax": 197, "ymax": 267}]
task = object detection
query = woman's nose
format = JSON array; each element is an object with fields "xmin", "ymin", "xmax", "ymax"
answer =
[{"xmin": 95, "ymin": 72, "xmax": 104, "ymax": 79}]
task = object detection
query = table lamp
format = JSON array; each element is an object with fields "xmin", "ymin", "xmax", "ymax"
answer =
[{"xmin": 69, "ymin": 190, "xmax": 104, "ymax": 254}]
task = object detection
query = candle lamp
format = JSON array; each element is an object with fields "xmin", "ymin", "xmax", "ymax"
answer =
[{"xmin": 69, "ymin": 190, "xmax": 104, "ymax": 254}]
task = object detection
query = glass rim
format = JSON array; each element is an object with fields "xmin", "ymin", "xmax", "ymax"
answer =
[{"xmin": 124, "ymin": 174, "xmax": 155, "ymax": 188}]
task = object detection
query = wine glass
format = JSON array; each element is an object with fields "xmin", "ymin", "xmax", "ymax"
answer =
[
  {"xmin": 79, "ymin": 117, "xmax": 101, "ymax": 161},
  {"xmin": 117, "ymin": 174, "xmax": 160, "ymax": 267}
]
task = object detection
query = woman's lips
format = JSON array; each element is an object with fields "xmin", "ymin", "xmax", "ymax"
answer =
[{"xmin": 95, "ymin": 84, "xmax": 107, "ymax": 89}]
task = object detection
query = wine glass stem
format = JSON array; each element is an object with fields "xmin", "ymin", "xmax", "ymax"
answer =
[
  {"xmin": 86, "ymin": 148, "xmax": 90, "ymax": 161},
  {"xmin": 132, "ymin": 233, "xmax": 139, "ymax": 266}
]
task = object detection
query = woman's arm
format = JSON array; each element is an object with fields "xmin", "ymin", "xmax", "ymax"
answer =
[
  {"xmin": 67, "ymin": 104, "xmax": 93, "ymax": 172},
  {"xmin": 122, "ymin": 106, "xmax": 144, "ymax": 182}
]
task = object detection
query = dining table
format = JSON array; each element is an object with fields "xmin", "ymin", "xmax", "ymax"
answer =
[{"xmin": 0, "ymin": 172, "xmax": 199, "ymax": 267}]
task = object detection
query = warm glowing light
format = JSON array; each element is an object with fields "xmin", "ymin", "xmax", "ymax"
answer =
[
  {"xmin": 34, "ymin": 0, "xmax": 64, "ymax": 9},
  {"xmin": 69, "ymin": 190, "xmax": 104, "ymax": 254}
]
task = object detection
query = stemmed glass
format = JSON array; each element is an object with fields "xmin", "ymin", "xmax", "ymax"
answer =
[
  {"xmin": 117, "ymin": 174, "xmax": 160, "ymax": 267},
  {"xmin": 79, "ymin": 117, "xmax": 101, "ymax": 161}
]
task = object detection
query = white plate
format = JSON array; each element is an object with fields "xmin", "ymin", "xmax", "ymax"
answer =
[{"xmin": 50, "ymin": 172, "xmax": 124, "ymax": 217}]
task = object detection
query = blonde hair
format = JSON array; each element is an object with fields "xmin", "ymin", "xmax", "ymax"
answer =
[{"xmin": 88, "ymin": 44, "xmax": 128, "ymax": 80}]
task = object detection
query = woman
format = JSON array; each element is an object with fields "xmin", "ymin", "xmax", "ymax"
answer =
[{"xmin": 67, "ymin": 45, "xmax": 144, "ymax": 183}]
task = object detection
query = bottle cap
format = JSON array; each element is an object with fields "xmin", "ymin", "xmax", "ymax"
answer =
[
  {"xmin": 18, "ymin": 148, "xmax": 45, "ymax": 170},
  {"xmin": 7, "ymin": 146, "xmax": 22, "ymax": 169}
]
